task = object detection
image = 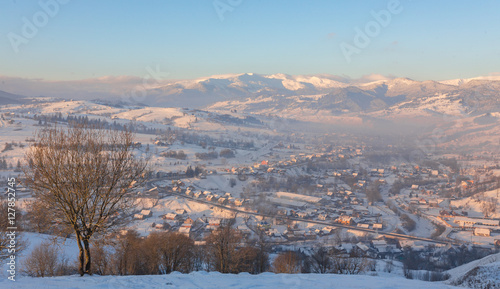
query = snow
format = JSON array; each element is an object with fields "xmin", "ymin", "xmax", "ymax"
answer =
[
  {"xmin": 0, "ymin": 232, "xmax": 79, "ymax": 282},
  {"xmin": 451, "ymin": 189, "xmax": 500, "ymax": 218},
  {"xmin": 385, "ymin": 78, "xmax": 418, "ymax": 90},
  {"xmin": 0, "ymin": 271, "xmax": 465, "ymax": 289},
  {"xmin": 112, "ymin": 107, "xmax": 196, "ymax": 128},
  {"xmin": 446, "ymin": 252, "xmax": 500, "ymax": 287},
  {"xmin": 438, "ymin": 75, "xmax": 500, "ymax": 86},
  {"xmin": 390, "ymin": 93, "xmax": 466, "ymax": 117}
]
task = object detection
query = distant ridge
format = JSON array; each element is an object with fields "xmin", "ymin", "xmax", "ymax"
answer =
[{"xmin": 0, "ymin": 89, "xmax": 26, "ymax": 105}]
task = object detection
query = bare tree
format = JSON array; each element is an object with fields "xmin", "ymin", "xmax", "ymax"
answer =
[
  {"xmin": 331, "ymin": 255, "xmax": 369, "ymax": 275},
  {"xmin": 154, "ymin": 232, "xmax": 194, "ymax": 274},
  {"xmin": 23, "ymin": 123, "xmax": 148, "ymax": 276},
  {"xmin": 481, "ymin": 197, "xmax": 497, "ymax": 218},
  {"xmin": 273, "ymin": 251, "xmax": 302, "ymax": 273},
  {"xmin": 205, "ymin": 219, "xmax": 242, "ymax": 273},
  {"xmin": 309, "ymin": 246, "xmax": 331, "ymax": 273},
  {"xmin": 250, "ymin": 233, "xmax": 270, "ymax": 274}
]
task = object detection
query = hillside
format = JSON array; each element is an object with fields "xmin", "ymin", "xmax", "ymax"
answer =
[
  {"xmin": 446, "ymin": 252, "xmax": 500, "ymax": 288},
  {"xmin": 0, "ymin": 271, "xmax": 465, "ymax": 289},
  {"xmin": 451, "ymin": 189, "xmax": 500, "ymax": 218},
  {"xmin": 0, "ymin": 89, "xmax": 26, "ymax": 105}
]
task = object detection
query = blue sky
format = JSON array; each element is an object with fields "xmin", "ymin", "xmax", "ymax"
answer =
[{"xmin": 1, "ymin": 0, "xmax": 499, "ymax": 81}]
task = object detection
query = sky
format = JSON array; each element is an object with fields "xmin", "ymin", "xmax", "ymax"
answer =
[{"xmin": 1, "ymin": 0, "xmax": 500, "ymax": 82}]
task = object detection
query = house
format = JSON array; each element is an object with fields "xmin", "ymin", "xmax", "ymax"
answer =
[
  {"xmin": 134, "ymin": 214, "xmax": 144, "ymax": 220},
  {"xmin": 193, "ymin": 217, "xmax": 207, "ymax": 228},
  {"xmin": 356, "ymin": 242, "xmax": 370, "ymax": 252},
  {"xmin": 321, "ymin": 226, "xmax": 336, "ymax": 234},
  {"xmin": 474, "ymin": 228, "xmax": 491, "ymax": 237},
  {"xmin": 267, "ymin": 228, "xmax": 281, "ymax": 237},
  {"xmin": 179, "ymin": 226, "xmax": 191, "ymax": 237},
  {"xmin": 163, "ymin": 213, "xmax": 178, "ymax": 220},
  {"xmin": 183, "ymin": 217, "xmax": 194, "ymax": 225},
  {"xmin": 176, "ymin": 209, "xmax": 187, "ymax": 215},
  {"xmin": 234, "ymin": 199, "xmax": 245, "ymax": 206},
  {"xmin": 297, "ymin": 211, "xmax": 309, "ymax": 218},
  {"xmin": 373, "ymin": 223, "xmax": 383, "ymax": 230},
  {"xmin": 398, "ymin": 240, "xmax": 425, "ymax": 251},
  {"xmin": 454, "ymin": 217, "xmax": 499, "ymax": 228},
  {"xmin": 208, "ymin": 218, "xmax": 221, "ymax": 226},
  {"xmin": 304, "ymin": 231, "xmax": 316, "ymax": 240},
  {"xmin": 140, "ymin": 210, "xmax": 153, "ymax": 218},
  {"xmin": 337, "ymin": 215, "xmax": 355, "ymax": 225},
  {"xmin": 453, "ymin": 217, "xmax": 476, "ymax": 228}
]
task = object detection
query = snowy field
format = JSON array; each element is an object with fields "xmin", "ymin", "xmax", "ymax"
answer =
[{"xmin": 0, "ymin": 271, "xmax": 464, "ymax": 289}]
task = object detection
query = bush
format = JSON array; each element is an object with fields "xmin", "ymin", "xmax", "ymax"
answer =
[
  {"xmin": 111, "ymin": 230, "xmax": 196, "ymax": 275},
  {"xmin": 273, "ymin": 251, "xmax": 302, "ymax": 273},
  {"xmin": 331, "ymin": 256, "xmax": 370, "ymax": 275},
  {"xmin": 431, "ymin": 224, "xmax": 446, "ymax": 239},
  {"xmin": 400, "ymin": 214, "xmax": 416, "ymax": 232},
  {"xmin": 219, "ymin": 149, "xmax": 235, "ymax": 158},
  {"xmin": 23, "ymin": 241, "xmax": 74, "ymax": 277},
  {"xmin": 161, "ymin": 150, "xmax": 187, "ymax": 160},
  {"xmin": 91, "ymin": 240, "xmax": 113, "ymax": 275},
  {"xmin": 195, "ymin": 152, "xmax": 218, "ymax": 160}
]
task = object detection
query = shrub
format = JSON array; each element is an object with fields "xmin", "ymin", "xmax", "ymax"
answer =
[
  {"xmin": 23, "ymin": 241, "xmax": 74, "ymax": 277},
  {"xmin": 400, "ymin": 214, "xmax": 416, "ymax": 232}
]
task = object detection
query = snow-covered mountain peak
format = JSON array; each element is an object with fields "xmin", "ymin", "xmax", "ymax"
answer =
[{"xmin": 385, "ymin": 77, "xmax": 418, "ymax": 89}]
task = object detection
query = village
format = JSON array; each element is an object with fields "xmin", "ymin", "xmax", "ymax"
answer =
[{"xmin": 128, "ymin": 140, "xmax": 500, "ymax": 269}]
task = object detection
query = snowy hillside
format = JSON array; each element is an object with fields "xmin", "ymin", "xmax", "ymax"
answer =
[
  {"xmin": 446, "ymin": 252, "xmax": 500, "ymax": 288},
  {"xmin": 451, "ymin": 189, "xmax": 500, "ymax": 218},
  {"xmin": 0, "ymin": 271, "xmax": 465, "ymax": 289}
]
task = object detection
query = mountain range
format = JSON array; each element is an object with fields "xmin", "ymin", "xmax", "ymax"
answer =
[
  {"xmin": 119, "ymin": 73, "xmax": 499, "ymax": 120},
  {"xmin": 2, "ymin": 73, "xmax": 500, "ymax": 133}
]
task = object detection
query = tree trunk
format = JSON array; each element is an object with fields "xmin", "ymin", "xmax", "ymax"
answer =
[
  {"xmin": 83, "ymin": 239, "xmax": 91, "ymax": 275},
  {"xmin": 75, "ymin": 232, "xmax": 85, "ymax": 276}
]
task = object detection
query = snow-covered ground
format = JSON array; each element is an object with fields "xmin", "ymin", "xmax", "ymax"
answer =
[
  {"xmin": 446, "ymin": 252, "xmax": 500, "ymax": 288},
  {"xmin": 451, "ymin": 189, "xmax": 500, "ymax": 218},
  {"xmin": 0, "ymin": 271, "xmax": 464, "ymax": 289}
]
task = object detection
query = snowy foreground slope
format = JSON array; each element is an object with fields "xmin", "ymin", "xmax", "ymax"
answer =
[
  {"xmin": 446, "ymin": 253, "xmax": 500, "ymax": 288},
  {"xmin": 1, "ymin": 272, "xmax": 463, "ymax": 289}
]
